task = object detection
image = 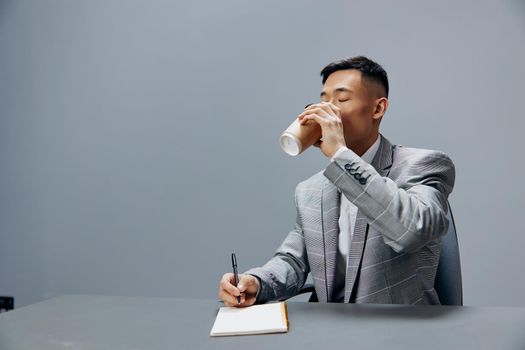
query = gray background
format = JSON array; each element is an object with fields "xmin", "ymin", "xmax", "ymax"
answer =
[{"xmin": 0, "ymin": 0, "xmax": 524, "ymax": 308}]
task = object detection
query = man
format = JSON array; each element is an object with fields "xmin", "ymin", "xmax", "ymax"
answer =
[{"xmin": 219, "ymin": 56, "xmax": 455, "ymax": 306}]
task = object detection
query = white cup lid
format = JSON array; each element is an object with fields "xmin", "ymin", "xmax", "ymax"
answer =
[{"xmin": 280, "ymin": 133, "xmax": 301, "ymax": 156}]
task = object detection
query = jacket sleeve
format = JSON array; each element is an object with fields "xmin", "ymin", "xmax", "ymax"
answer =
[
  {"xmin": 244, "ymin": 187, "xmax": 310, "ymax": 303},
  {"xmin": 324, "ymin": 148, "xmax": 455, "ymax": 254}
]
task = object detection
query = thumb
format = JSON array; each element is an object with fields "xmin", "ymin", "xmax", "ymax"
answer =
[{"xmin": 237, "ymin": 274, "xmax": 254, "ymax": 292}]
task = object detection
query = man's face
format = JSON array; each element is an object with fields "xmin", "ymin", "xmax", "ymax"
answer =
[{"xmin": 320, "ymin": 69, "xmax": 383, "ymax": 148}]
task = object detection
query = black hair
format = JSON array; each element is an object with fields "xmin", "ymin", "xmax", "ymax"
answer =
[{"xmin": 320, "ymin": 56, "xmax": 389, "ymax": 97}]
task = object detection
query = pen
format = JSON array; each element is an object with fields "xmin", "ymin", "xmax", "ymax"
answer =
[{"xmin": 231, "ymin": 253, "xmax": 240, "ymax": 304}]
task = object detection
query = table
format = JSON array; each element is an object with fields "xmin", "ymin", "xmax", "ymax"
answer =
[{"xmin": 1, "ymin": 295, "xmax": 524, "ymax": 349}]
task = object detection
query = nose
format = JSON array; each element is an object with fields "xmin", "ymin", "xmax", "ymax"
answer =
[
  {"xmin": 320, "ymin": 97, "xmax": 336, "ymax": 105},
  {"xmin": 327, "ymin": 97, "xmax": 340, "ymax": 107}
]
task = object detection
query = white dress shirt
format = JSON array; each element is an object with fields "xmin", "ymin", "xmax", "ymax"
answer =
[{"xmin": 331, "ymin": 136, "xmax": 380, "ymax": 302}]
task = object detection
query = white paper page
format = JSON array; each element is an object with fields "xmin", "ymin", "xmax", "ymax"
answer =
[{"xmin": 210, "ymin": 302, "xmax": 288, "ymax": 336}]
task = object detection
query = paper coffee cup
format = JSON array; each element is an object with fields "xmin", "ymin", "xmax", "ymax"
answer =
[{"xmin": 280, "ymin": 118, "xmax": 322, "ymax": 156}]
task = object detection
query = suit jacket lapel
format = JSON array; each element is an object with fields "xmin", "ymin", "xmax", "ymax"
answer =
[
  {"xmin": 344, "ymin": 210, "xmax": 368, "ymax": 302},
  {"xmin": 319, "ymin": 179, "xmax": 340, "ymax": 302},
  {"xmin": 344, "ymin": 134, "xmax": 394, "ymax": 302},
  {"xmin": 372, "ymin": 134, "xmax": 394, "ymax": 177}
]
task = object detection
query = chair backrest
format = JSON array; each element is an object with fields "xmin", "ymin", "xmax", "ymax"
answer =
[{"xmin": 434, "ymin": 202, "xmax": 463, "ymax": 305}]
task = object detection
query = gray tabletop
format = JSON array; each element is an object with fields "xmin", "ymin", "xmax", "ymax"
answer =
[{"xmin": 1, "ymin": 295, "xmax": 525, "ymax": 350}]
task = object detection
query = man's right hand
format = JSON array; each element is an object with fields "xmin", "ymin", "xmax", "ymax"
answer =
[{"xmin": 219, "ymin": 273, "xmax": 260, "ymax": 307}]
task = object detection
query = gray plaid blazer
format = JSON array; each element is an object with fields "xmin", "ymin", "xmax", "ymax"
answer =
[{"xmin": 246, "ymin": 135, "xmax": 455, "ymax": 304}]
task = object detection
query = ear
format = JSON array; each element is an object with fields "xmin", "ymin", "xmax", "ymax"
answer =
[{"xmin": 373, "ymin": 97, "xmax": 388, "ymax": 120}]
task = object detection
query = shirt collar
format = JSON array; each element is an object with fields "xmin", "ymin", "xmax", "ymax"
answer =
[{"xmin": 361, "ymin": 135, "xmax": 381, "ymax": 164}]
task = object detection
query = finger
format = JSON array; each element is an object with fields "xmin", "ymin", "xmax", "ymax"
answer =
[
  {"xmin": 245, "ymin": 294, "xmax": 256, "ymax": 305},
  {"xmin": 298, "ymin": 106, "xmax": 331, "ymax": 119},
  {"xmin": 312, "ymin": 103, "xmax": 341, "ymax": 122},
  {"xmin": 324, "ymin": 100, "xmax": 340, "ymax": 110},
  {"xmin": 316, "ymin": 102, "xmax": 333, "ymax": 114},
  {"xmin": 299, "ymin": 114, "xmax": 317, "ymax": 125},
  {"xmin": 219, "ymin": 287, "xmax": 241, "ymax": 305},
  {"xmin": 237, "ymin": 275, "xmax": 255, "ymax": 293},
  {"xmin": 237, "ymin": 275, "xmax": 259, "ymax": 293},
  {"xmin": 220, "ymin": 273, "xmax": 240, "ymax": 296},
  {"xmin": 301, "ymin": 114, "xmax": 327, "ymax": 126},
  {"xmin": 299, "ymin": 114, "xmax": 317, "ymax": 126},
  {"xmin": 238, "ymin": 295, "xmax": 256, "ymax": 308},
  {"xmin": 298, "ymin": 114, "xmax": 316, "ymax": 124},
  {"xmin": 299, "ymin": 103, "xmax": 327, "ymax": 115},
  {"xmin": 224, "ymin": 300, "xmax": 251, "ymax": 307},
  {"xmin": 321, "ymin": 103, "xmax": 342, "ymax": 119},
  {"xmin": 298, "ymin": 105, "xmax": 330, "ymax": 122},
  {"xmin": 228, "ymin": 292, "xmax": 252, "ymax": 308},
  {"xmin": 302, "ymin": 112, "xmax": 343, "ymax": 129},
  {"xmin": 304, "ymin": 102, "xmax": 337, "ymax": 116}
]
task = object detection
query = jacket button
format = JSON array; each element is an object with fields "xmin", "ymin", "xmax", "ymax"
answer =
[
  {"xmin": 344, "ymin": 163, "xmax": 352, "ymax": 170},
  {"xmin": 353, "ymin": 173, "xmax": 361, "ymax": 181},
  {"xmin": 359, "ymin": 177, "xmax": 367, "ymax": 185}
]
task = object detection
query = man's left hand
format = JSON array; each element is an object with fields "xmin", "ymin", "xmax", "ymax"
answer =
[{"xmin": 298, "ymin": 102, "xmax": 346, "ymax": 158}]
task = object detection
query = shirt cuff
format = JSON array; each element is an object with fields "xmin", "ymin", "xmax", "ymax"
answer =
[{"xmin": 331, "ymin": 145, "xmax": 350, "ymax": 162}]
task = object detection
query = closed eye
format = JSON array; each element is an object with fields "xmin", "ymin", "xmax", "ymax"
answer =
[{"xmin": 338, "ymin": 99, "xmax": 349, "ymax": 102}]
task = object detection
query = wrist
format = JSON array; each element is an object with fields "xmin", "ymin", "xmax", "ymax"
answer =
[{"xmin": 331, "ymin": 144, "xmax": 349, "ymax": 160}]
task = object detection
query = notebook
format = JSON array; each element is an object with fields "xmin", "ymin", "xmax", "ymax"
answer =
[{"xmin": 210, "ymin": 302, "xmax": 289, "ymax": 337}]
